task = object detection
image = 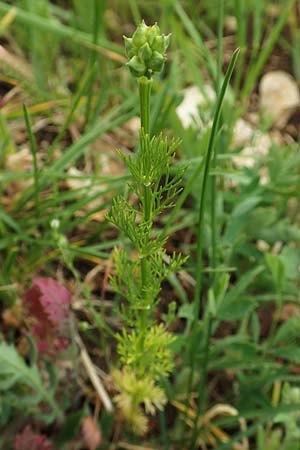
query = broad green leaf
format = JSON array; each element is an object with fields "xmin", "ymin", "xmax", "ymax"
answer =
[
  {"xmin": 265, "ymin": 253, "xmax": 285, "ymax": 291},
  {"xmin": 270, "ymin": 347, "xmax": 300, "ymax": 364},
  {"xmin": 178, "ymin": 303, "xmax": 194, "ymax": 320},
  {"xmin": 217, "ymin": 266, "xmax": 264, "ymax": 320},
  {"xmin": 274, "ymin": 318, "xmax": 300, "ymax": 345},
  {"xmin": 0, "ymin": 342, "xmax": 62, "ymax": 420},
  {"xmin": 280, "ymin": 246, "xmax": 300, "ymax": 281},
  {"xmin": 232, "ymin": 195, "xmax": 262, "ymax": 217}
]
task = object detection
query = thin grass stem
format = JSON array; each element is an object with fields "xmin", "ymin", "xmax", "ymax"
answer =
[
  {"xmin": 211, "ymin": 0, "xmax": 224, "ymax": 281},
  {"xmin": 84, "ymin": 0, "xmax": 102, "ymax": 129},
  {"xmin": 186, "ymin": 49, "xmax": 239, "ymax": 449},
  {"xmin": 193, "ymin": 48, "xmax": 239, "ymax": 320},
  {"xmin": 23, "ymin": 104, "xmax": 40, "ymax": 217}
]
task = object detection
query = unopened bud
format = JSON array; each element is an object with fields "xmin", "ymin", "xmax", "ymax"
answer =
[{"xmin": 124, "ymin": 21, "xmax": 170, "ymax": 78}]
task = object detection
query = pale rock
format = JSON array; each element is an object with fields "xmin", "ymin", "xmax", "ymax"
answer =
[
  {"xmin": 232, "ymin": 118, "xmax": 253, "ymax": 147},
  {"xmin": 256, "ymin": 240, "xmax": 270, "ymax": 252},
  {"xmin": 176, "ymin": 85, "xmax": 215, "ymax": 129},
  {"xmin": 124, "ymin": 116, "xmax": 140, "ymax": 135},
  {"xmin": 66, "ymin": 167, "xmax": 91, "ymax": 190},
  {"xmin": 259, "ymin": 70, "xmax": 300, "ymax": 128},
  {"xmin": 6, "ymin": 147, "xmax": 33, "ymax": 172},
  {"xmin": 224, "ymin": 16, "xmax": 237, "ymax": 32},
  {"xmin": 232, "ymin": 119, "xmax": 272, "ymax": 170}
]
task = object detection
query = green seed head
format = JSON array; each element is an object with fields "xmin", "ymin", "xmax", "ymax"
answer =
[{"xmin": 124, "ymin": 21, "xmax": 170, "ymax": 78}]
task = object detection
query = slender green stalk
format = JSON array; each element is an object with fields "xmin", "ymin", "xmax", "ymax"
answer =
[
  {"xmin": 210, "ymin": 0, "xmax": 224, "ymax": 279},
  {"xmin": 174, "ymin": 1, "xmax": 216, "ymax": 83},
  {"xmin": 216, "ymin": 0, "xmax": 224, "ymax": 95},
  {"xmin": 128, "ymin": 0, "xmax": 141, "ymax": 25},
  {"xmin": 233, "ymin": 0, "xmax": 247, "ymax": 94},
  {"xmin": 240, "ymin": 0, "xmax": 295, "ymax": 108},
  {"xmin": 193, "ymin": 48, "xmax": 239, "ymax": 320},
  {"xmin": 0, "ymin": 1, "xmax": 122, "ymax": 57},
  {"xmin": 188, "ymin": 313, "xmax": 213, "ymax": 450},
  {"xmin": 0, "ymin": 113, "xmax": 15, "ymax": 166},
  {"xmin": 24, "ymin": 0, "xmax": 46, "ymax": 90},
  {"xmin": 138, "ymin": 76, "xmax": 152, "ymax": 135},
  {"xmin": 84, "ymin": 0, "xmax": 103, "ymax": 128},
  {"xmin": 23, "ymin": 104, "xmax": 40, "ymax": 217},
  {"xmin": 186, "ymin": 50, "xmax": 239, "ymax": 448},
  {"xmin": 252, "ymin": 0, "xmax": 263, "ymax": 60},
  {"xmin": 138, "ymin": 76, "xmax": 152, "ymax": 312}
]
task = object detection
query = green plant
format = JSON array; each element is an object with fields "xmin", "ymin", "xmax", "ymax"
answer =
[
  {"xmin": 0, "ymin": 341, "xmax": 62, "ymax": 425},
  {"xmin": 1, "ymin": 1, "xmax": 300, "ymax": 448},
  {"xmin": 107, "ymin": 21, "xmax": 186, "ymax": 434},
  {"xmin": 256, "ymin": 383, "xmax": 300, "ymax": 450}
]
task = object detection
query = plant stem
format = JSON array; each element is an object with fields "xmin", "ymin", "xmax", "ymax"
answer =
[
  {"xmin": 211, "ymin": 0, "xmax": 224, "ymax": 282},
  {"xmin": 23, "ymin": 104, "xmax": 40, "ymax": 218},
  {"xmin": 188, "ymin": 313, "xmax": 213, "ymax": 450},
  {"xmin": 240, "ymin": 0, "xmax": 295, "ymax": 109},
  {"xmin": 84, "ymin": 0, "xmax": 103, "ymax": 129},
  {"xmin": 138, "ymin": 76, "xmax": 152, "ymax": 312},
  {"xmin": 186, "ymin": 50, "xmax": 239, "ymax": 443},
  {"xmin": 138, "ymin": 76, "xmax": 152, "ymax": 134},
  {"xmin": 193, "ymin": 48, "xmax": 239, "ymax": 321},
  {"xmin": 233, "ymin": 0, "xmax": 247, "ymax": 94}
]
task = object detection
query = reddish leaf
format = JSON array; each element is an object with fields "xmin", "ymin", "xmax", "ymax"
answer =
[
  {"xmin": 23, "ymin": 277, "xmax": 72, "ymax": 355},
  {"xmin": 81, "ymin": 416, "xmax": 102, "ymax": 450},
  {"xmin": 14, "ymin": 425, "xmax": 53, "ymax": 450}
]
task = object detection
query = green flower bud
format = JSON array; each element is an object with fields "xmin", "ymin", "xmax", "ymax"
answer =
[
  {"xmin": 124, "ymin": 20, "xmax": 171, "ymax": 78},
  {"xmin": 124, "ymin": 36, "xmax": 135, "ymax": 58},
  {"xmin": 147, "ymin": 23, "xmax": 159, "ymax": 46},
  {"xmin": 163, "ymin": 34, "xmax": 171, "ymax": 51},
  {"xmin": 126, "ymin": 55, "xmax": 146, "ymax": 78},
  {"xmin": 152, "ymin": 35, "xmax": 164, "ymax": 54},
  {"xmin": 148, "ymin": 51, "xmax": 165, "ymax": 72},
  {"xmin": 138, "ymin": 42, "xmax": 152, "ymax": 62},
  {"xmin": 132, "ymin": 21, "xmax": 148, "ymax": 47}
]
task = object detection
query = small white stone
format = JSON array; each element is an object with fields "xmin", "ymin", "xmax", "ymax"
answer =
[
  {"xmin": 259, "ymin": 70, "xmax": 300, "ymax": 128},
  {"xmin": 176, "ymin": 85, "xmax": 216, "ymax": 129},
  {"xmin": 125, "ymin": 116, "xmax": 140, "ymax": 135},
  {"xmin": 232, "ymin": 120, "xmax": 272, "ymax": 169},
  {"xmin": 232, "ymin": 119, "xmax": 253, "ymax": 147},
  {"xmin": 257, "ymin": 240, "xmax": 270, "ymax": 252}
]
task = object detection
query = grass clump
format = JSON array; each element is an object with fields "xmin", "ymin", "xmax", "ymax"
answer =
[{"xmin": 0, "ymin": 1, "xmax": 300, "ymax": 449}]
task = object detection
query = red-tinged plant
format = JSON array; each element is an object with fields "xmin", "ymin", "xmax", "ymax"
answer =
[
  {"xmin": 81, "ymin": 416, "xmax": 102, "ymax": 450},
  {"xmin": 14, "ymin": 425, "xmax": 53, "ymax": 450},
  {"xmin": 23, "ymin": 277, "xmax": 72, "ymax": 355}
]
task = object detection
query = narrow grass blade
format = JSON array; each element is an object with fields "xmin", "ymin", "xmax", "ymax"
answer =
[
  {"xmin": 240, "ymin": 0, "xmax": 296, "ymax": 107},
  {"xmin": 47, "ymin": 63, "xmax": 98, "ymax": 160},
  {"xmin": 211, "ymin": 0, "xmax": 224, "ymax": 279},
  {"xmin": 84, "ymin": 0, "xmax": 104, "ymax": 128},
  {"xmin": 23, "ymin": 104, "xmax": 40, "ymax": 216},
  {"xmin": 174, "ymin": 1, "xmax": 216, "ymax": 85},
  {"xmin": 188, "ymin": 48, "xmax": 240, "ymax": 450},
  {"xmin": 0, "ymin": 2, "xmax": 124, "ymax": 61},
  {"xmin": 193, "ymin": 48, "xmax": 240, "ymax": 318},
  {"xmin": 16, "ymin": 97, "xmax": 136, "ymax": 212}
]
